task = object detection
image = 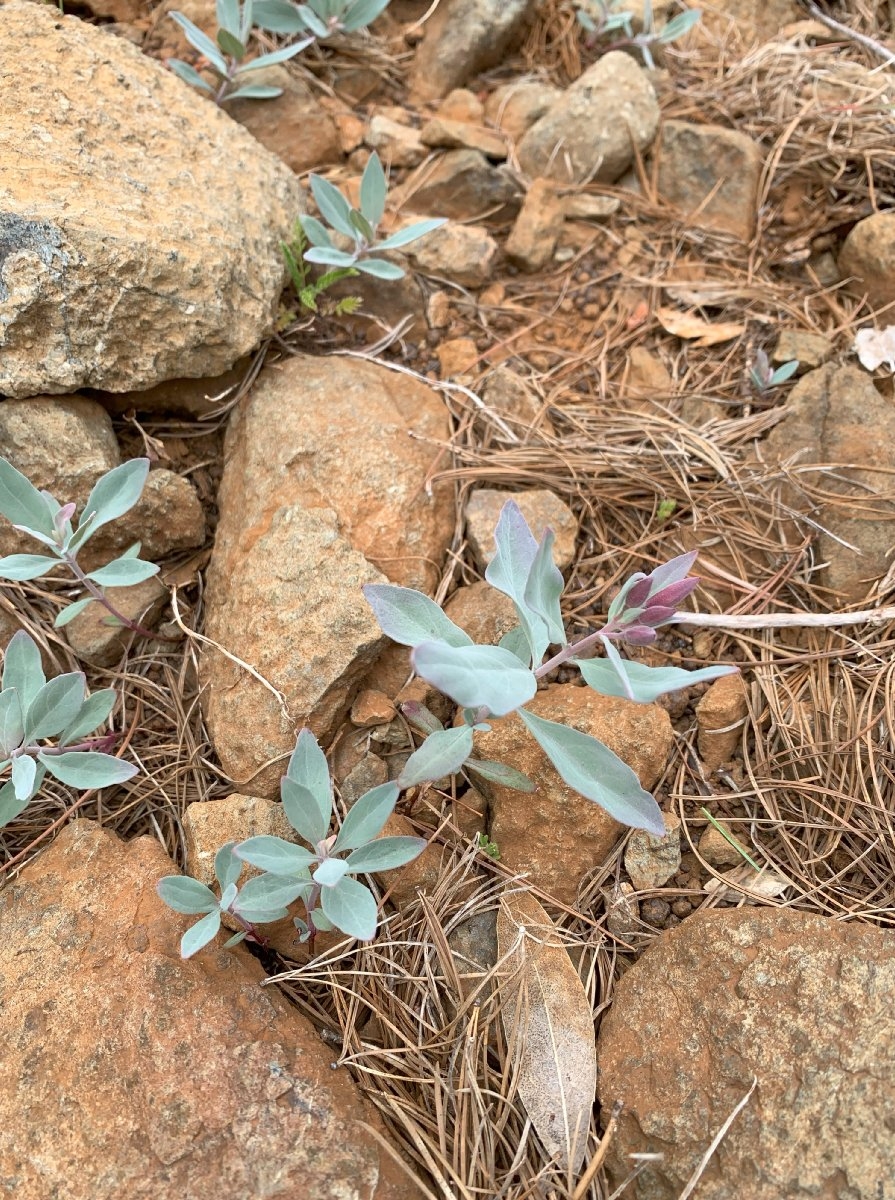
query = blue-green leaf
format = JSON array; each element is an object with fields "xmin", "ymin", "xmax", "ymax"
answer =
[
  {"xmin": 169, "ymin": 13, "xmax": 230, "ymax": 73},
  {"xmin": 353, "ymin": 257, "xmax": 405, "ymax": 280},
  {"xmin": 85, "ymin": 556, "xmax": 159, "ymax": 587},
  {"xmin": 333, "ymin": 780, "xmax": 400, "ymax": 851},
  {"xmin": 485, "ymin": 500, "xmax": 548, "ymax": 666},
  {"xmin": 39, "ymin": 751, "xmax": 138, "ymax": 790},
  {"xmin": 498, "ymin": 626, "xmax": 531, "ymax": 663},
  {"xmin": 464, "ymin": 758, "xmax": 536, "ymax": 792},
  {"xmin": 24, "ymin": 673, "xmax": 86, "ymax": 742},
  {"xmin": 363, "ymin": 583, "xmax": 473, "ymax": 649},
  {"xmin": 296, "ymin": 2, "xmax": 330, "ymax": 36},
  {"xmin": 168, "ymin": 58, "xmax": 216, "ymax": 91},
  {"xmin": 411, "ymin": 641, "xmax": 537, "ymax": 717},
  {"xmin": 58, "ymin": 688, "xmax": 116, "ymax": 746},
  {"xmin": 214, "ymin": 841, "xmax": 243, "ymax": 890},
  {"xmin": 345, "ymin": 835, "xmax": 426, "ymax": 873},
  {"xmin": 251, "ymin": 0, "xmax": 309, "ymax": 33},
  {"xmin": 281, "ymin": 776, "xmax": 329, "ymax": 845},
  {"xmin": 375, "ymin": 219, "xmax": 446, "ymax": 250},
  {"xmin": 341, "ymin": 0, "xmax": 390, "ymax": 29},
  {"xmin": 0, "ymin": 779, "xmax": 30, "ymax": 828},
  {"xmin": 223, "ymin": 83, "xmax": 283, "ymax": 100},
  {"xmin": 577, "ymin": 657, "xmax": 739, "ymax": 703},
  {"xmin": 397, "ymin": 726, "xmax": 474, "ymax": 788},
  {"xmin": 78, "ymin": 460, "xmax": 150, "ymax": 539},
  {"xmin": 11, "ymin": 754, "xmax": 37, "ymax": 802},
  {"xmin": 597, "ymin": 636, "xmax": 634, "ymax": 700},
  {"xmin": 303, "ymin": 247, "xmax": 359, "ymax": 268},
  {"xmin": 242, "ymin": 38, "xmax": 312, "ymax": 70},
  {"xmin": 359, "ymin": 151, "xmax": 387, "ymax": 227},
  {"xmin": 157, "ymin": 875, "xmax": 220, "ymax": 914},
  {"xmin": 285, "ymin": 728, "xmax": 331, "ymax": 837},
  {"xmin": 313, "ymin": 856, "xmax": 349, "ymax": 886},
  {"xmin": 180, "ymin": 909, "xmax": 223, "ymax": 957},
  {"xmin": 0, "ymin": 553, "xmax": 60, "ymax": 581},
  {"xmin": 657, "ymin": 8, "xmax": 701, "ymax": 42},
  {"xmin": 54, "ymin": 597, "xmax": 94, "ymax": 629},
  {"xmin": 0, "ymin": 690, "xmax": 23, "ymax": 757},
  {"xmin": 299, "ymin": 215, "xmax": 334, "ymax": 248},
  {"xmin": 0, "ymin": 458, "xmax": 56, "ymax": 537},
  {"xmin": 217, "ymin": 26, "xmax": 246, "ymax": 57},
  {"xmin": 517, "ymin": 708, "xmax": 665, "ymax": 835},
  {"xmin": 216, "ymin": 0, "xmax": 241, "ymax": 36},
  {"xmin": 235, "ymin": 872, "xmax": 311, "ymax": 918},
  {"xmin": 320, "ymin": 875, "xmax": 378, "ymax": 939},
  {"xmin": 523, "ymin": 529, "xmax": 566, "ymax": 645},
  {"xmin": 234, "ymin": 835, "xmax": 317, "ymax": 876},
  {"xmin": 2, "ymin": 630, "xmax": 45, "ymax": 711},
  {"xmin": 309, "ymin": 174, "xmax": 356, "ymax": 238}
]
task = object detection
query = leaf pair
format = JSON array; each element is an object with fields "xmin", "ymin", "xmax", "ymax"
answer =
[
  {"xmin": 0, "ymin": 631, "xmax": 136, "ymax": 828},
  {"xmin": 253, "ymin": 0, "xmax": 390, "ymax": 36}
]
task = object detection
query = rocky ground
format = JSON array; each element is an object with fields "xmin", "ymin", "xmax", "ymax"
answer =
[{"xmin": 1, "ymin": 0, "xmax": 895, "ymax": 1196}]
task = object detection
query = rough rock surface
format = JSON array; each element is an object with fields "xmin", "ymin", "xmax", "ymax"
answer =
[
  {"xmin": 838, "ymin": 212, "xmax": 895, "ymax": 308},
  {"xmin": 64, "ymin": 578, "xmax": 169, "ymax": 666},
  {"xmin": 505, "ymin": 180, "xmax": 565, "ymax": 271},
  {"xmin": 410, "ymin": 0, "xmax": 540, "ymax": 100},
  {"xmin": 517, "ymin": 53, "xmax": 659, "ymax": 184},
  {"xmin": 407, "ymin": 221, "xmax": 499, "ymax": 286},
  {"xmin": 624, "ymin": 813, "xmax": 681, "ymax": 890},
  {"xmin": 597, "ymin": 907, "xmax": 895, "ymax": 1199},
  {"xmin": 398, "ymin": 150, "xmax": 521, "ymax": 220},
  {"xmin": 443, "ymin": 581, "xmax": 518, "ymax": 645},
  {"xmin": 465, "ymin": 488, "xmax": 578, "ymax": 571},
  {"xmin": 0, "ymin": 1, "xmax": 300, "ymax": 397},
  {"xmin": 473, "ymin": 685, "xmax": 673, "ymax": 903},
  {"xmin": 656, "ymin": 121, "xmax": 763, "ymax": 241},
  {"xmin": 695, "ymin": 671, "xmax": 749, "ymax": 770},
  {"xmin": 202, "ymin": 355, "xmax": 453, "ymax": 795},
  {"xmin": 485, "ymin": 81, "xmax": 563, "ymax": 143},
  {"xmin": 481, "ymin": 365, "xmax": 554, "ymax": 435},
  {"xmin": 0, "ymin": 819, "xmax": 419, "ymax": 1200},
  {"xmin": 763, "ymin": 364, "xmax": 895, "ymax": 601},
  {"xmin": 227, "ymin": 67, "xmax": 342, "ymax": 174}
]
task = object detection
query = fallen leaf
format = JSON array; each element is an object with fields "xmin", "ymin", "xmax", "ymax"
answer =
[
  {"xmin": 854, "ymin": 325, "xmax": 895, "ymax": 373},
  {"xmin": 704, "ymin": 865, "xmax": 792, "ymax": 903},
  {"xmin": 496, "ymin": 890, "xmax": 596, "ymax": 1172},
  {"xmin": 657, "ymin": 307, "xmax": 745, "ymax": 347}
]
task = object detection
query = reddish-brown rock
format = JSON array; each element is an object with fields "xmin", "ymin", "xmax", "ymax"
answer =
[
  {"xmin": 0, "ymin": 820, "xmax": 420, "ymax": 1200},
  {"xmin": 473, "ymin": 685, "xmax": 673, "ymax": 904},
  {"xmin": 695, "ymin": 671, "xmax": 749, "ymax": 770},
  {"xmin": 597, "ymin": 908, "xmax": 895, "ymax": 1199},
  {"xmin": 657, "ymin": 121, "xmax": 763, "ymax": 241}
]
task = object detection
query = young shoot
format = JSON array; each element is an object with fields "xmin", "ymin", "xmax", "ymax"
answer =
[
  {"xmin": 0, "ymin": 457, "xmax": 164, "ymax": 640},
  {"xmin": 749, "ymin": 349, "xmax": 799, "ymax": 394},
  {"xmin": 575, "ymin": 0, "xmax": 701, "ymax": 68}
]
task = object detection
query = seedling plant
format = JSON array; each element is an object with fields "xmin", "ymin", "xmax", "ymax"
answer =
[
  {"xmin": 749, "ymin": 349, "xmax": 799, "ymax": 395},
  {"xmin": 575, "ymin": 0, "xmax": 701, "ymax": 68}
]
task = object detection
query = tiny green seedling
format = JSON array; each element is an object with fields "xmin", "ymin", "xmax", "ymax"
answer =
[
  {"xmin": 749, "ymin": 349, "xmax": 799, "ymax": 394},
  {"xmin": 251, "ymin": 0, "xmax": 392, "ymax": 37},
  {"xmin": 301, "ymin": 152, "xmax": 445, "ymax": 281},
  {"xmin": 168, "ymin": 0, "xmax": 313, "ymax": 104},
  {"xmin": 0, "ymin": 630, "xmax": 137, "ymax": 829},
  {"xmin": 158, "ymin": 727, "xmax": 427, "ymax": 956},
  {"xmin": 0, "ymin": 457, "xmax": 162, "ymax": 639},
  {"xmin": 656, "ymin": 498, "xmax": 677, "ymax": 523},
  {"xmin": 476, "ymin": 833, "xmax": 501, "ymax": 860},
  {"xmin": 282, "ymin": 223, "xmax": 363, "ymax": 317},
  {"xmin": 575, "ymin": 0, "xmax": 701, "ymax": 68}
]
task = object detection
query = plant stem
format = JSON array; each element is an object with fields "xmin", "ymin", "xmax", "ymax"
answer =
[
  {"xmin": 535, "ymin": 625, "xmax": 616, "ymax": 679},
  {"xmin": 63, "ymin": 554, "xmax": 178, "ymax": 643},
  {"xmin": 303, "ymin": 883, "xmax": 322, "ymax": 951}
]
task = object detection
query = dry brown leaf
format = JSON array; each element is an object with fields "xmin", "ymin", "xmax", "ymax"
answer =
[
  {"xmin": 656, "ymin": 306, "xmax": 745, "ymax": 347},
  {"xmin": 704, "ymin": 865, "xmax": 792, "ymax": 903},
  {"xmin": 496, "ymin": 890, "xmax": 596, "ymax": 1173}
]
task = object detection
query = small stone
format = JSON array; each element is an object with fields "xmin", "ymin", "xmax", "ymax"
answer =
[
  {"xmin": 407, "ymin": 222, "xmax": 499, "ymax": 287},
  {"xmin": 698, "ymin": 822, "xmax": 750, "ymax": 868},
  {"xmin": 603, "ymin": 882, "xmax": 640, "ymax": 937},
  {"xmin": 420, "ymin": 117, "xmax": 508, "ymax": 159},
  {"xmin": 437, "ymin": 337, "xmax": 479, "ymax": 378},
  {"xmin": 410, "ymin": 0, "xmax": 540, "ymax": 101},
  {"xmin": 438, "ymin": 88, "xmax": 485, "ymax": 123},
  {"xmin": 397, "ymin": 150, "xmax": 521, "ymax": 221},
  {"xmin": 338, "ymin": 752, "xmax": 389, "ymax": 807},
  {"xmin": 184, "ymin": 793, "xmax": 296, "ymax": 887},
  {"xmin": 518, "ymin": 53, "xmax": 659, "ymax": 184},
  {"xmin": 227, "ymin": 67, "xmax": 342, "ymax": 173},
  {"xmin": 657, "ymin": 121, "xmax": 763, "ymax": 241},
  {"xmin": 444, "ymin": 581, "xmax": 519, "ymax": 644},
  {"xmin": 670, "ymin": 898, "xmax": 693, "ymax": 918},
  {"xmin": 839, "ymin": 212, "xmax": 895, "ymax": 308},
  {"xmin": 365, "ymin": 114, "xmax": 426, "ymax": 167},
  {"xmin": 481, "ymin": 365, "xmax": 554, "ymax": 434},
  {"xmin": 427, "ymin": 290, "xmax": 453, "ymax": 328},
  {"xmin": 485, "ymin": 81, "xmax": 562, "ymax": 142},
  {"xmin": 562, "ymin": 193, "xmax": 621, "ymax": 221},
  {"xmin": 696, "ymin": 672, "xmax": 749, "ymax": 770},
  {"xmin": 465, "ymin": 488, "xmax": 578, "ymax": 570},
  {"xmin": 640, "ymin": 897, "xmax": 670, "ymax": 924},
  {"xmin": 773, "ymin": 329, "xmax": 834, "ymax": 370},
  {"xmin": 453, "ymin": 785, "xmax": 488, "ymax": 839},
  {"xmin": 504, "ymin": 179, "xmax": 565, "ymax": 272},
  {"xmin": 63, "ymin": 578, "xmax": 168, "ymax": 667},
  {"xmin": 624, "ymin": 813, "xmax": 682, "ymax": 890},
  {"xmin": 626, "ymin": 347, "xmax": 673, "ymax": 397},
  {"xmin": 89, "ymin": 468, "xmax": 206, "ymax": 565},
  {"xmin": 350, "ymin": 689, "xmax": 397, "ymax": 728}
]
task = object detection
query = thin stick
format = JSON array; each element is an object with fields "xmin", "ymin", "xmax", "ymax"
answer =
[
  {"xmin": 801, "ymin": 0, "xmax": 895, "ymax": 67},
  {"xmin": 572, "ymin": 1101, "xmax": 622, "ymax": 1200},
  {"xmin": 672, "ymin": 605, "xmax": 895, "ymax": 631},
  {"xmin": 677, "ymin": 1077, "xmax": 757, "ymax": 1200}
]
